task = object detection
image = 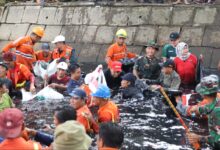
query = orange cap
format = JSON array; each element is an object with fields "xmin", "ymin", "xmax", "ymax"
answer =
[{"xmin": 32, "ymin": 27, "xmax": 44, "ymax": 37}]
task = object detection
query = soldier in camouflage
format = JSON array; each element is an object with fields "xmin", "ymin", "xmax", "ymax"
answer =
[
  {"xmin": 133, "ymin": 41, "xmax": 161, "ymax": 80},
  {"xmin": 188, "ymin": 74, "xmax": 220, "ymax": 149}
]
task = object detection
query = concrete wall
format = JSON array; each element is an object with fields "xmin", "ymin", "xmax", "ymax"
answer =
[{"xmin": 0, "ymin": 2, "xmax": 220, "ymax": 68}]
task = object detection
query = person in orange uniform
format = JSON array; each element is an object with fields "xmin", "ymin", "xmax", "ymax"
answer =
[
  {"xmin": 0, "ymin": 108, "xmax": 42, "ymax": 150},
  {"xmin": 69, "ymin": 88, "xmax": 99, "ymax": 133},
  {"xmin": 35, "ymin": 43, "xmax": 52, "ymax": 63},
  {"xmin": 2, "ymin": 27, "xmax": 44, "ymax": 71},
  {"xmin": 51, "ymin": 35, "xmax": 72, "ymax": 61},
  {"xmin": 105, "ymin": 29, "xmax": 136, "ymax": 67},
  {"xmin": 3, "ymin": 52, "xmax": 36, "ymax": 93},
  {"xmin": 91, "ymin": 84, "xmax": 119, "ymax": 123}
]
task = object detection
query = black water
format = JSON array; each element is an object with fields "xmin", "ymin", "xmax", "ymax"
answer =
[{"xmin": 19, "ymin": 63, "xmax": 216, "ymax": 150}]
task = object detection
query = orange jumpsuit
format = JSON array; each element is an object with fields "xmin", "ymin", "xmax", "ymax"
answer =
[
  {"xmin": 35, "ymin": 50, "xmax": 52, "ymax": 62},
  {"xmin": 76, "ymin": 105, "xmax": 99, "ymax": 133},
  {"xmin": 106, "ymin": 43, "xmax": 136, "ymax": 66},
  {"xmin": 3, "ymin": 36, "xmax": 36, "ymax": 71},
  {"xmin": 52, "ymin": 45, "xmax": 72, "ymax": 60},
  {"xmin": 0, "ymin": 137, "xmax": 42, "ymax": 150},
  {"xmin": 7, "ymin": 62, "xmax": 34, "ymax": 88},
  {"xmin": 98, "ymin": 101, "xmax": 119, "ymax": 123}
]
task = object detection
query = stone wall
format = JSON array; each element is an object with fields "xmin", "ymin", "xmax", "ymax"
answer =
[{"xmin": 0, "ymin": 2, "xmax": 220, "ymax": 68}]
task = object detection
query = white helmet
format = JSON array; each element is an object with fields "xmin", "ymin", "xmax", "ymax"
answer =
[
  {"xmin": 52, "ymin": 35, "xmax": 65, "ymax": 44},
  {"xmin": 57, "ymin": 62, "xmax": 68, "ymax": 70}
]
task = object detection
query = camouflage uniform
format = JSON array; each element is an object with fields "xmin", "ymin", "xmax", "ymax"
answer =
[
  {"xmin": 196, "ymin": 75, "xmax": 220, "ymax": 148},
  {"xmin": 134, "ymin": 56, "xmax": 161, "ymax": 80},
  {"xmin": 198, "ymin": 98, "xmax": 220, "ymax": 148}
]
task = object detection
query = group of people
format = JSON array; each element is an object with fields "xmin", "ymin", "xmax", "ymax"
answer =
[{"xmin": 0, "ymin": 26, "xmax": 219, "ymax": 149}]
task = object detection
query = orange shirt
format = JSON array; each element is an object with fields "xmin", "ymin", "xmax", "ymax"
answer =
[
  {"xmin": 98, "ymin": 101, "xmax": 119, "ymax": 123},
  {"xmin": 0, "ymin": 137, "xmax": 42, "ymax": 150},
  {"xmin": 80, "ymin": 84, "xmax": 94, "ymax": 107},
  {"xmin": 106, "ymin": 43, "xmax": 136, "ymax": 65},
  {"xmin": 35, "ymin": 50, "xmax": 52, "ymax": 62},
  {"xmin": 3, "ymin": 36, "xmax": 36, "ymax": 71},
  {"xmin": 77, "ymin": 105, "xmax": 99, "ymax": 133},
  {"xmin": 7, "ymin": 62, "xmax": 33, "ymax": 88},
  {"xmin": 52, "ymin": 45, "xmax": 72, "ymax": 60}
]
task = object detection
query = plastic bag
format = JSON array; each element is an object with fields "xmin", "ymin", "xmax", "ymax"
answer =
[
  {"xmin": 21, "ymin": 88, "xmax": 35, "ymax": 102},
  {"xmin": 33, "ymin": 60, "xmax": 57, "ymax": 79},
  {"xmin": 21, "ymin": 86, "xmax": 64, "ymax": 102},
  {"xmin": 84, "ymin": 65, "xmax": 107, "ymax": 93},
  {"xmin": 35, "ymin": 86, "xmax": 64, "ymax": 99}
]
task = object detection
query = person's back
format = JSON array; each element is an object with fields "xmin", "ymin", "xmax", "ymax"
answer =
[
  {"xmin": 0, "ymin": 93, "xmax": 14, "ymax": 112},
  {"xmin": 0, "ymin": 137, "xmax": 41, "ymax": 150},
  {"xmin": 0, "ymin": 108, "xmax": 42, "ymax": 150},
  {"xmin": 98, "ymin": 101, "xmax": 119, "ymax": 123}
]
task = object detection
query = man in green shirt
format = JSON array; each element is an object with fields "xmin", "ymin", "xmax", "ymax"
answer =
[
  {"xmin": 162, "ymin": 32, "xmax": 180, "ymax": 62},
  {"xmin": 133, "ymin": 41, "xmax": 161, "ymax": 80},
  {"xmin": 188, "ymin": 74, "xmax": 220, "ymax": 149}
]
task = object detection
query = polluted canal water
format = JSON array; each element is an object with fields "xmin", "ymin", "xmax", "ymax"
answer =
[{"xmin": 19, "ymin": 64, "xmax": 212, "ymax": 150}]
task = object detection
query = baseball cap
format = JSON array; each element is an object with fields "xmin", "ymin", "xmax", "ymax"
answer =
[
  {"xmin": 0, "ymin": 62, "xmax": 8, "ymax": 70},
  {"xmin": 110, "ymin": 61, "xmax": 122, "ymax": 72},
  {"xmin": 163, "ymin": 59, "xmax": 175, "ymax": 68},
  {"xmin": 3, "ymin": 52, "xmax": 16, "ymax": 62},
  {"xmin": 169, "ymin": 32, "xmax": 180, "ymax": 41},
  {"xmin": 145, "ymin": 41, "xmax": 159, "ymax": 51},
  {"xmin": 52, "ymin": 35, "xmax": 65, "ymax": 44},
  {"xmin": 42, "ymin": 43, "xmax": 50, "ymax": 51},
  {"xmin": 122, "ymin": 73, "xmax": 136, "ymax": 84},
  {"xmin": 69, "ymin": 88, "xmax": 87, "ymax": 100},
  {"xmin": 57, "ymin": 62, "xmax": 68, "ymax": 70},
  {"xmin": 0, "ymin": 108, "xmax": 24, "ymax": 138}
]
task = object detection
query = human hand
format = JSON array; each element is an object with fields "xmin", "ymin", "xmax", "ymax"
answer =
[
  {"xmin": 43, "ymin": 124, "xmax": 52, "ymax": 132},
  {"xmin": 25, "ymin": 128, "xmax": 37, "ymax": 137},
  {"xmin": 48, "ymin": 83, "xmax": 57, "ymax": 89},
  {"xmin": 30, "ymin": 84, "xmax": 36, "ymax": 94},
  {"xmin": 187, "ymin": 133, "xmax": 200, "ymax": 145}
]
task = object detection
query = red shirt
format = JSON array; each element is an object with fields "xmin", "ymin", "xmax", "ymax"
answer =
[
  {"xmin": 48, "ymin": 73, "xmax": 70, "ymax": 93},
  {"xmin": 174, "ymin": 54, "xmax": 197, "ymax": 85}
]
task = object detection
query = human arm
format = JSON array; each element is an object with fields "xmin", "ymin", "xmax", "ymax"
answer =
[
  {"xmin": 2, "ymin": 37, "xmax": 25, "ymax": 53},
  {"xmin": 48, "ymin": 83, "xmax": 67, "ymax": 90},
  {"xmin": 105, "ymin": 46, "xmax": 114, "ymax": 65}
]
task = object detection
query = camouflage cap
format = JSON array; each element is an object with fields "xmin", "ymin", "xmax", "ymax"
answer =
[
  {"xmin": 145, "ymin": 41, "xmax": 159, "ymax": 51},
  {"xmin": 196, "ymin": 75, "xmax": 219, "ymax": 95}
]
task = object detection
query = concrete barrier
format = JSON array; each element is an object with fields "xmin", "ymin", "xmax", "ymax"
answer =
[{"xmin": 0, "ymin": 2, "xmax": 219, "ymax": 68}]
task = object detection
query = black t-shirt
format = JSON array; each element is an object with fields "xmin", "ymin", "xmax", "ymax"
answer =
[{"xmin": 104, "ymin": 69, "xmax": 124, "ymax": 90}]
